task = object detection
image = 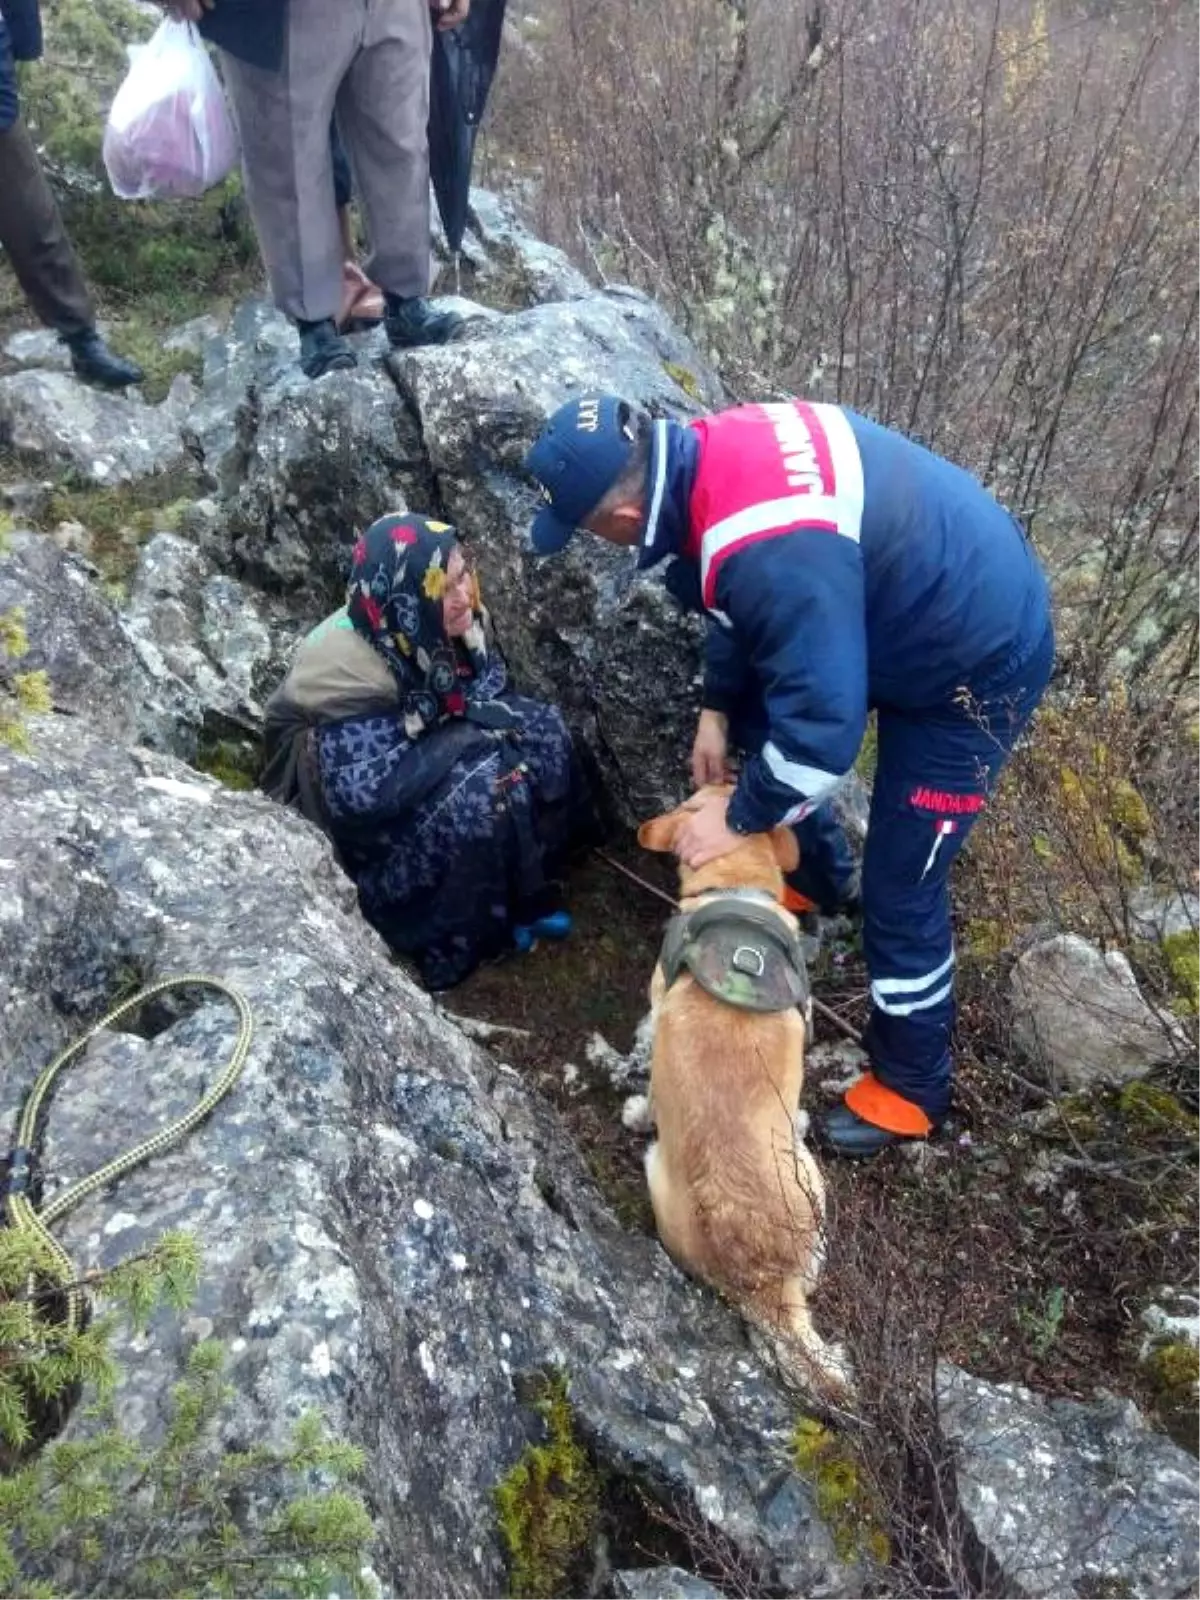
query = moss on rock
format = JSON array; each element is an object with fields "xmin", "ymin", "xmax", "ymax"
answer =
[
  {"xmin": 494, "ymin": 1372, "xmax": 599, "ymax": 1598},
  {"xmin": 193, "ymin": 735, "xmax": 261, "ymax": 792},
  {"xmin": 1161, "ymin": 929, "xmax": 1199, "ymax": 1017},
  {"xmin": 791, "ymin": 1415, "xmax": 890, "ymax": 1566},
  {"xmin": 1118, "ymin": 1081, "xmax": 1197, "ymax": 1137},
  {"xmin": 35, "ymin": 474, "xmax": 196, "ymax": 582},
  {"xmin": 1142, "ymin": 1339, "xmax": 1200, "ymax": 1453}
]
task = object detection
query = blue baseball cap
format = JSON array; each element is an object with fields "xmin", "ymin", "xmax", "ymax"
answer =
[{"xmin": 525, "ymin": 395, "xmax": 638, "ymax": 555}]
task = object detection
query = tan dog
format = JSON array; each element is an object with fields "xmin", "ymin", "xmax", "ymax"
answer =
[{"xmin": 625, "ymin": 789, "xmax": 849, "ymax": 1398}]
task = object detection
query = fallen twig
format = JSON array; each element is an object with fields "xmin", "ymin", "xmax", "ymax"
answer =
[{"xmin": 440, "ymin": 1011, "xmax": 532, "ymax": 1043}]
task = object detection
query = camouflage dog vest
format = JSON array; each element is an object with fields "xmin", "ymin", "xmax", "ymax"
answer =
[{"xmin": 659, "ymin": 891, "xmax": 810, "ymax": 1014}]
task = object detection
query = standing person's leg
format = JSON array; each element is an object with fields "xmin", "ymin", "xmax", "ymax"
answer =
[
  {"xmin": 331, "ymin": 114, "xmax": 385, "ymax": 330},
  {"xmin": 819, "ymin": 623, "xmax": 1055, "ymax": 1157},
  {"xmin": 0, "ymin": 20, "xmax": 140, "ymax": 387},
  {"xmin": 218, "ymin": 0, "xmax": 360, "ymax": 374},
  {"xmin": 336, "ymin": 0, "xmax": 461, "ymax": 348}
]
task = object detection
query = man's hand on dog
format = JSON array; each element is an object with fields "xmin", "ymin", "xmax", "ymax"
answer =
[{"xmin": 676, "ymin": 790, "xmax": 742, "ymax": 868}]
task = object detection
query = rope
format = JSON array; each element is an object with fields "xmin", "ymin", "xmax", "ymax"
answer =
[
  {"xmin": 5, "ymin": 976, "xmax": 253, "ymax": 1333},
  {"xmin": 592, "ymin": 849, "xmax": 866, "ymax": 1047}
]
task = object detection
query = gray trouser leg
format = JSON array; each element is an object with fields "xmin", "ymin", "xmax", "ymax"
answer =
[
  {"xmin": 218, "ymin": 0, "xmax": 360, "ymax": 322},
  {"xmin": 220, "ymin": 0, "xmax": 432, "ymax": 321},
  {"xmin": 335, "ymin": 0, "xmax": 433, "ymax": 300}
]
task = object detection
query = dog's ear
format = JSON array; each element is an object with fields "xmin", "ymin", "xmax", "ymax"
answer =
[
  {"xmin": 770, "ymin": 825, "xmax": 800, "ymax": 873},
  {"xmin": 638, "ymin": 809, "xmax": 682, "ymax": 854}
]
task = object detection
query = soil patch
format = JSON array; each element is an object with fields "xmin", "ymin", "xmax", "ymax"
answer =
[{"xmin": 445, "ymin": 841, "xmax": 1198, "ymax": 1447}]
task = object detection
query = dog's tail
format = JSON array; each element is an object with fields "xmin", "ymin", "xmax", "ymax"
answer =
[{"xmin": 745, "ymin": 1289, "xmax": 855, "ymax": 1403}]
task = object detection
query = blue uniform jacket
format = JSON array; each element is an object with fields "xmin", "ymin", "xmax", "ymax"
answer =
[{"xmin": 640, "ymin": 405, "xmax": 1052, "ymax": 834}]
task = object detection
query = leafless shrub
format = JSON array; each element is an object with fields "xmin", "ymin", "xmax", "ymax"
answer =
[{"xmin": 485, "ymin": 0, "xmax": 1198, "ymax": 691}]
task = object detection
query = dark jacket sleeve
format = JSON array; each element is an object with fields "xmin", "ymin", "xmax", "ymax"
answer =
[
  {"xmin": 702, "ymin": 617, "xmax": 753, "ymax": 715},
  {"xmin": 714, "ymin": 531, "xmax": 868, "ymax": 834},
  {"xmin": 198, "ymin": 0, "xmax": 288, "ymax": 70},
  {"xmin": 3, "ymin": 0, "xmax": 43, "ymax": 62}
]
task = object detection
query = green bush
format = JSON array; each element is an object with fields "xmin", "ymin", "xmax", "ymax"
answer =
[{"xmin": 0, "ymin": 1228, "xmax": 375, "ymax": 1597}]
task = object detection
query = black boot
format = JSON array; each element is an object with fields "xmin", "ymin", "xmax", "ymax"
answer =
[
  {"xmin": 384, "ymin": 294, "xmax": 463, "ymax": 349},
  {"xmin": 64, "ymin": 329, "xmax": 143, "ymax": 389},
  {"xmin": 815, "ymin": 1101, "xmax": 939, "ymax": 1159},
  {"xmin": 297, "ymin": 317, "xmax": 357, "ymax": 379}
]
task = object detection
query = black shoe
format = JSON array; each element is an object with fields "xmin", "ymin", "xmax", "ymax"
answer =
[
  {"xmin": 384, "ymin": 294, "xmax": 463, "ymax": 349},
  {"xmin": 297, "ymin": 318, "xmax": 357, "ymax": 379},
  {"xmin": 65, "ymin": 329, "xmax": 143, "ymax": 389},
  {"xmin": 815, "ymin": 1102, "xmax": 938, "ymax": 1159}
]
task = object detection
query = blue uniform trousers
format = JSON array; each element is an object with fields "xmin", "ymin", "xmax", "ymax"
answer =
[{"xmin": 729, "ymin": 618, "xmax": 1054, "ymax": 1118}]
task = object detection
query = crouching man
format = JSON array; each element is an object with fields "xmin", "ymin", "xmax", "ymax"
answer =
[{"xmin": 525, "ymin": 393, "xmax": 1053, "ymax": 1157}]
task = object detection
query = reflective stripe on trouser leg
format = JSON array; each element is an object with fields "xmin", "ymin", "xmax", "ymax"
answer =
[
  {"xmin": 859, "ymin": 625, "xmax": 1054, "ymax": 1120},
  {"xmin": 860, "ymin": 719, "xmax": 992, "ymax": 1119}
]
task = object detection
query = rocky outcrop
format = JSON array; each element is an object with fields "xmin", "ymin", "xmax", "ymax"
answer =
[
  {"xmin": 389, "ymin": 287, "xmax": 724, "ymax": 816},
  {"xmin": 1010, "ymin": 933, "xmax": 1183, "ymax": 1089},
  {"xmin": 3, "ymin": 191, "xmax": 1197, "ymax": 1600},
  {"xmin": 0, "ymin": 714, "xmax": 867, "ymax": 1599},
  {"xmin": 170, "ymin": 279, "xmax": 724, "ymax": 818},
  {"xmin": 938, "ymin": 1363, "xmax": 1199, "ymax": 1598},
  {"xmin": 0, "ymin": 367, "xmax": 193, "ymax": 485}
]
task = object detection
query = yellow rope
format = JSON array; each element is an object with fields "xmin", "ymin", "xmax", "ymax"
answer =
[{"xmin": 5, "ymin": 976, "xmax": 253, "ymax": 1333}]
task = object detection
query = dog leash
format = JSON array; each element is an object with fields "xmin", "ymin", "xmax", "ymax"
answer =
[{"xmin": 592, "ymin": 850, "xmax": 865, "ymax": 1047}]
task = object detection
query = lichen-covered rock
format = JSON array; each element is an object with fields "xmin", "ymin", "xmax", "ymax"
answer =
[
  {"xmin": 1128, "ymin": 887, "xmax": 1200, "ymax": 944},
  {"xmin": 612, "ymin": 1568, "xmax": 724, "ymax": 1599},
  {"xmin": 1140, "ymin": 1287, "xmax": 1200, "ymax": 1356},
  {"xmin": 182, "ymin": 301, "xmax": 426, "ymax": 599},
  {"xmin": 389, "ymin": 289, "xmax": 726, "ymax": 818},
  {"xmin": 937, "ymin": 1363, "xmax": 1199, "ymax": 1598},
  {"xmin": 0, "ymin": 528, "xmax": 200, "ymax": 754},
  {"xmin": 0, "ymin": 367, "xmax": 191, "ymax": 484},
  {"xmin": 123, "ymin": 531, "xmax": 289, "ymax": 726},
  {"xmin": 2, "ymin": 326, "xmax": 74, "ymax": 373},
  {"xmin": 0, "ymin": 715, "xmax": 864, "ymax": 1599},
  {"xmin": 1009, "ymin": 933, "xmax": 1181, "ymax": 1089},
  {"xmin": 466, "ymin": 186, "xmax": 595, "ymax": 305}
]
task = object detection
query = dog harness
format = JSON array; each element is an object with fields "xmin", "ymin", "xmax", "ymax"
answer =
[{"xmin": 659, "ymin": 889, "xmax": 810, "ymax": 1014}]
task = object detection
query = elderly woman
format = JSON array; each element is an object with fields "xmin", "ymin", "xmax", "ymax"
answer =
[{"xmin": 263, "ymin": 513, "xmax": 595, "ymax": 988}]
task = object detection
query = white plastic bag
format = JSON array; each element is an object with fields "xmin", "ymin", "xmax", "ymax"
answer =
[{"xmin": 102, "ymin": 18, "xmax": 238, "ymax": 201}]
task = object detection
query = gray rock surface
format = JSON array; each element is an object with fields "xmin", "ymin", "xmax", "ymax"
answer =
[
  {"xmin": 0, "ymin": 529, "xmax": 200, "ymax": 754},
  {"xmin": 123, "ymin": 531, "xmax": 289, "ymax": 726},
  {"xmin": 390, "ymin": 289, "xmax": 725, "ymax": 817},
  {"xmin": 938, "ymin": 1363, "xmax": 1199, "ymax": 1599},
  {"xmin": 611, "ymin": 1567, "xmax": 724, "ymax": 1599},
  {"xmin": 1127, "ymin": 886, "xmax": 1199, "ymax": 944},
  {"xmin": 2, "ymin": 326, "xmax": 74, "ymax": 372},
  {"xmin": 0, "ymin": 367, "xmax": 192, "ymax": 484},
  {"xmin": 1009, "ymin": 933, "xmax": 1181, "ymax": 1089},
  {"xmin": 466, "ymin": 186, "xmax": 596, "ymax": 305},
  {"xmin": 0, "ymin": 715, "xmax": 865, "ymax": 1600},
  {"xmin": 183, "ymin": 301, "xmax": 425, "ymax": 598},
  {"xmin": 1140, "ymin": 1287, "xmax": 1200, "ymax": 1356}
]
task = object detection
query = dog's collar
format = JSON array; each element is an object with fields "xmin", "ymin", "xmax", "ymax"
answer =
[
  {"xmin": 660, "ymin": 891, "xmax": 809, "ymax": 1014},
  {"xmin": 685, "ymin": 886, "xmax": 782, "ymax": 910}
]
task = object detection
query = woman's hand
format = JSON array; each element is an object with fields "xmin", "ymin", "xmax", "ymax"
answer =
[
  {"xmin": 691, "ymin": 708, "xmax": 730, "ymax": 788},
  {"xmin": 675, "ymin": 791, "xmax": 742, "ymax": 869},
  {"xmin": 431, "ymin": 0, "xmax": 471, "ymax": 29}
]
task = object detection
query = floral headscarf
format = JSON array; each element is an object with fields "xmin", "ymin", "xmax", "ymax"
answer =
[{"xmin": 347, "ymin": 513, "xmax": 489, "ymax": 739}]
